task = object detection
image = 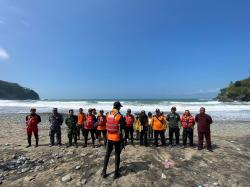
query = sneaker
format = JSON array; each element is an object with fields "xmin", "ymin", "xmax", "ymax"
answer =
[{"xmin": 26, "ymin": 145, "xmax": 31, "ymax": 148}]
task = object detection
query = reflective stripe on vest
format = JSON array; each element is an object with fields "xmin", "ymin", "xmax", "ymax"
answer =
[
  {"xmin": 98, "ymin": 116, "xmax": 106, "ymax": 126},
  {"xmin": 182, "ymin": 116, "xmax": 194, "ymax": 128},
  {"xmin": 85, "ymin": 115, "xmax": 94, "ymax": 129},
  {"xmin": 125, "ymin": 115, "xmax": 134, "ymax": 127},
  {"xmin": 106, "ymin": 112, "xmax": 119, "ymax": 134}
]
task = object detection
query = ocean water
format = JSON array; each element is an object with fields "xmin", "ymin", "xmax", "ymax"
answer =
[{"xmin": 0, "ymin": 99, "xmax": 250, "ymax": 121}]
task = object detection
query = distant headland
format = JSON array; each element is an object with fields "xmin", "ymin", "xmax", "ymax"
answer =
[
  {"xmin": 216, "ymin": 77, "xmax": 250, "ymax": 102},
  {"xmin": 0, "ymin": 80, "xmax": 40, "ymax": 100}
]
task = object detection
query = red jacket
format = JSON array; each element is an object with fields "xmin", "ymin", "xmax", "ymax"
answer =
[{"xmin": 181, "ymin": 114, "xmax": 195, "ymax": 128}]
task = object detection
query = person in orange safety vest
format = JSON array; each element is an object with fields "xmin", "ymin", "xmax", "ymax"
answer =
[
  {"xmin": 96, "ymin": 110, "xmax": 107, "ymax": 146},
  {"xmin": 124, "ymin": 109, "xmax": 135, "ymax": 145},
  {"xmin": 84, "ymin": 108, "xmax": 97, "ymax": 147},
  {"xmin": 77, "ymin": 108, "xmax": 86, "ymax": 140},
  {"xmin": 181, "ymin": 110, "xmax": 195, "ymax": 148},
  {"xmin": 101, "ymin": 101, "xmax": 126, "ymax": 180},
  {"xmin": 152, "ymin": 109, "xmax": 166, "ymax": 147}
]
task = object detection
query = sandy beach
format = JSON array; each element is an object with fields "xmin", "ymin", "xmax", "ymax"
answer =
[{"xmin": 0, "ymin": 113, "xmax": 250, "ymax": 187}]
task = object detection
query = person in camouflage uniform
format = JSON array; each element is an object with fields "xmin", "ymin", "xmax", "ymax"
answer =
[
  {"xmin": 49, "ymin": 108, "xmax": 64, "ymax": 146},
  {"xmin": 166, "ymin": 106, "xmax": 181, "ymax": 146},
  {"xmin": 65, "ymin": 109, "xmax": 78, "ymax": 147}
]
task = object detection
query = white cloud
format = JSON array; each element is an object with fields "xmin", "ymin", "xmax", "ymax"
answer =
[{"xmin": 0, "ymin": 48, "xmax": 10, "ymax": 60}]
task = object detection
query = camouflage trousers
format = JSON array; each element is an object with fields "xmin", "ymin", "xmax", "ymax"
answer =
[
  {"xmin": 49, "ymin": 127, "xmax": 61, "ymax": 145},
  {"xmin": 67, "ymin": 128, "xmax": 77, "ymax": 145}
]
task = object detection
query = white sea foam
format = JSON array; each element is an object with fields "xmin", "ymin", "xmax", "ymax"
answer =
[{"xmin": 0, "ymin": 100, "xmax": 250, "ymax": 121}]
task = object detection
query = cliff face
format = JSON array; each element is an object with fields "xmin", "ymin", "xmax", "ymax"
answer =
[
  {"xmin": 217, "ymin": 77, "xmax": 250, "ymax": 102},
  {"xmin": 0, "ymin": 80, "xmax": 40, "ymax": 100}
]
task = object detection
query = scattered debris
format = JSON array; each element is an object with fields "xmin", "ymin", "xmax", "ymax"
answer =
[
  {"xmin": 75, "ymin": 165, "xmax": 81, "ymax": 170},
  {"xmin": 161, "ymin": 173, "xmax": 167, "ymax": 179},
  {"xmin": 164, "ymin": 160, "xmax": 175, "ymax": 169},
  {"xmin": 62, "ymin": 174, "xmax": 72, "ymax": 182},
  {"xmin": 213, "ymin": 182, "xmax": 219, "ymax": 186}
]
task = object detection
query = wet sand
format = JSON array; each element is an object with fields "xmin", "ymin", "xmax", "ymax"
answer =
[{"xmin": 0, "ymin": 114, "xmax": 250, "ymax": 187}]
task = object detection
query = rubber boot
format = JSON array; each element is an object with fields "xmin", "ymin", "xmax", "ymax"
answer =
[
  {"xmin": 26, "ymin": 135, "xmax": 32, "ymax": 148},
  {"xmin": 67, "ymin": 139, "xmax": 72, "ymax": 147},
  {"xmin": 35, "ymin": 135, "xmax": 39, "ymax": 147},
  {"xmin": 74, "ymin": 137, "xmax": 78, "ymax": 148},
  {"xmin": 101, "ymin": 156, "xmax": 108, "ymax": 178},
  {"xmin": 92, "ymin": 136, "xmax": 95, "ymax": 148},
  {"xmin": 50, "ymin": 135, "xmax": 54, "ymax": 147},
  {"xmin": 114, "ymin": 148, "xmax": 121, "ymax": 179}
]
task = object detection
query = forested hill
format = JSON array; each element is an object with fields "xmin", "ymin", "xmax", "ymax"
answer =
[
  {"xmin": 217, "ymin": 77, "xmax": 250, "ymax": 102},
  {"xmin": 0, "ymin": 80, "xmax": 40, "ymax": 100}
]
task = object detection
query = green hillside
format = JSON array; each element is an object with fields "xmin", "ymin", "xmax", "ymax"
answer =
[
  {"xmin": 0, "ymin": 80, "xmax": 40, "ymax": 100},
  {"xmin": 217, "ymin": 77, "xmax": 250, "ymax": 102}
]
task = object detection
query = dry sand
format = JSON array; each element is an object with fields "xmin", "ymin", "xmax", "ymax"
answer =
[{"xmin": 0, "ymin": 114, "xmax": 250, "ymax": 187}]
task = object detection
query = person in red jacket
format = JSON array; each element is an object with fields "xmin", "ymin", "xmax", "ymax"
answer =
[
  {"xmin": 84, "ymin": 108, "xmax": 97, "ymax": 147},
  {"xmin": 124, "ymin": 109, "xmax": 135, "ymax": 145},
  {"xmin": 181, "ymin": 110, "xmax": 195, "ymax": 148},
  {"xmin": 25, "ymin": 108, "xmax": 41, "ymax": 148},
  {"xmin": 195, "ymin": 107, "xmax": 213, "ymax": 151}
]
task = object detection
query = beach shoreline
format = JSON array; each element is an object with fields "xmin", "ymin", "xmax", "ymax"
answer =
[{"xmin": 0, "ymin": 114, "xmax": 249, "ymax": 186}]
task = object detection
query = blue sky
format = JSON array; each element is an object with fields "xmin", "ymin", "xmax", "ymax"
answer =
[{"xmin": 0, "ymin": 0, "xmax": 249, "ymax": 99}]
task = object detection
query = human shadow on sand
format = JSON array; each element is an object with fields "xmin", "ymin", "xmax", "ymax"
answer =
[
  {"xmin": 118, "ymin": 161, "xmax": 150, "ymax": 177},
  {"xmin": 105, "ymin": 161, "xmax": 150, "ymax": 178}
]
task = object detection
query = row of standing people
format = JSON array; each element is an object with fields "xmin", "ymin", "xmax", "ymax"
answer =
[
  {"xmin": 25, "ymin": 101, "xmax": 213, "ymax": 179},
  {"xmin": 124, "ymin": 107, "xmax": 213, "ymax": 150},
  {"xmin": 25, "ymin": 106, "xmax": 213, "ymax": 151}
]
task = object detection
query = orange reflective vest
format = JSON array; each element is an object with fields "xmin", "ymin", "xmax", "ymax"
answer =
[
  {"xmin": 85, "ymin": 115, "xmax": 95, "ymax": 129},
  {"xmin": 106, "ymin": 110, "xmax": 121, "ymax": 142},
  {"xmin": 152, "ymin": 115, "xmax": 166, "ymax": 131},
  {"xmin": 181, "ymin": 114, "xmax": 195, "ymax": 128},
  {"xmin": 77, "ymin": 113, "xmax": 86, "ymax": 126},
  {"xmin": 97, "ymin": 115, "xmax": 106, "ymax": 131},
  {"xmin": 125, "ymin": 115, "xmax": 134, "ymax": 127}
]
